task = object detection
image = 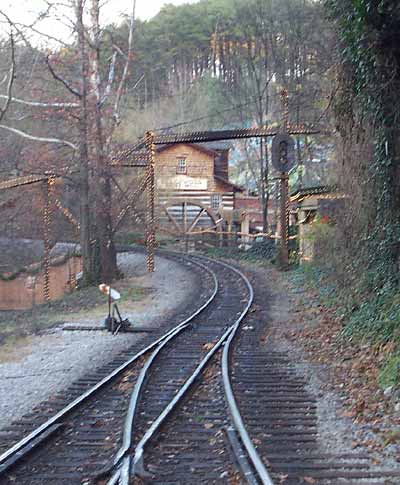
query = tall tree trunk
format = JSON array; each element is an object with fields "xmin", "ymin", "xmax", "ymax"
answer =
[
  {"xmin": 76, "ymin": 0, "xmax": 92, "ymax": 284},
  {"xmin": 88, "ymin": 0, "xmax": 117, "ymax": 283}
]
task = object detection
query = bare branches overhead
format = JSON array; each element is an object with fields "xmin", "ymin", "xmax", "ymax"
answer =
[
  {"xmin": 0, "ymin": 124, "xmax": 78, "ymax": 150},
  {"xmin": 0, "ymin": 27, "xmax": 15, "ymax": 123}
]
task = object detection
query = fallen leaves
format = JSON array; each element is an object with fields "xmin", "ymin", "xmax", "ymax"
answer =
[
  {"xmin": 203, "ymin": 342, "xmax": 215, "ymax": 351},
  {"xmin": 282, "ymin": 272, "xmax": 400, "ymax": 454}
]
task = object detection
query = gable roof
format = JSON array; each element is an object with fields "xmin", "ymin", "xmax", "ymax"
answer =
[
  {"xmin": 290, "ymin": 185, "xmax": 336, "ymax": 202},
  {"xmin": 214, "ymin": 175, "xmax": 244, "ymax": 192},
  {"xmin": 155, "ymin": 142, "xmax": 221, "ymax": 157}
]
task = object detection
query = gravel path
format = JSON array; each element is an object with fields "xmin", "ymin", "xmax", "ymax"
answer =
[{"xmin": 0, "ymin": 252, "xmax": 197, "ymax": 430}]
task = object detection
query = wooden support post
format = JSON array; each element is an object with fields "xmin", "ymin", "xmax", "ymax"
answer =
[
  {"xmin": 241, "ymin": 211, "xmax": 250, "ymax": 249},
  {"xmin": 279, "ymin": 173, "xmax": 289, "ymax": 266},
  {"xmin": 42, "ymin": 175, "xmax": 54, "ymax": 301},
  {"xmin": 183, "ymin": 201, "xmax": 189, "ymax": 253},
  {"xmin": 145, "ymin": 132, "xmax": 156, "ymax": 272},
  {"xmin": 277, "ymin": 90, "xmax": 291, "ymax": 267}
]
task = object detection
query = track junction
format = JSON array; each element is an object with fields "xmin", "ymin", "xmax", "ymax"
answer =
[{"xmin": 0, "ymin": 251, "xmax": 399, "ymax": 484}]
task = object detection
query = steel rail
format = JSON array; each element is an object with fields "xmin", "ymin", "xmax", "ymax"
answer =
[
  {"xmin": 109, "ymin": 255, "xmax": 260, "ymax": 485},
  {"xmin": 125, "ymin": 324, "xmax": 237, "ymax": 484},
  {"xmin": 0, "ymin": 256, "xmax": 218, "ymax": 475},
  {"xmin": 190, "ymin": 255, "xmax": 274, "ymax": 484},
  {"xmin": 96, "ymin": 258, "xmax": 218, "ymax": 481},
  {"xmin": 213, "ymin": 258, "xmax": 275, "ymax": 485}
]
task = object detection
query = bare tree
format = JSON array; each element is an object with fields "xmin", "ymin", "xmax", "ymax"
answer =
[{"xmin": 0, "ymin": 0, "xmax": 137, "ymax": 283}]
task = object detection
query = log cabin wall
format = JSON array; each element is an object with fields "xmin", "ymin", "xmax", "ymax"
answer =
[{"xmin": 155, "ymin": 143, "xmax": 238, "ymax": 225}]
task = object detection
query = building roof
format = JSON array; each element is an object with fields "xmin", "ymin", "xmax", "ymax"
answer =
[
  {"xmin": 198, "ymin": 141, "xmax": 232, "ymax": 152},
  {"xmin": 214, "ymin": 175, "xmax": 244, "ymax": 192},
  {"xmin": 290, "ymin": 185, "xmax": 336, "ymax": 202},
  {"xmin": 155, "ymin": 143, "xmax": 212, "ymax": 156}
]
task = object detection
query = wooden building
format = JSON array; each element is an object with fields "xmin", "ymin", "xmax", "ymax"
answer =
[
  {"xmin": 234, "ymin": 195, "xmax": 278, "ymax": 233},
  {"xmin": 290, "ymin": 185, "xmax": 342, "ymax": 262},
  {"xmin": 155, "ymin": 142, "xmax": 243, "ymax": 235}
]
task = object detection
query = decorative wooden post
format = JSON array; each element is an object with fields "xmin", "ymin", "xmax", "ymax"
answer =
[
  {"xmin": 271, "ymin": 90, "xmax": 295, "ymax": 267},
  {"xmin": 42, "ymin": 174, "xmax": 55, "ymax": 301},
  {"xmin": 145, "ymin": 131, "xmax": 156, "ymax": 272},
  {"xmin": 281, "ymin": 90, "xmax": 290, "ymax": 266},
  {"xmin": 279, "ymin": 173, "xmax": 290, "ymax": 265},
  {"xmin": 183, "ymin": 201, "xmax": 189, "ymax": 253}
]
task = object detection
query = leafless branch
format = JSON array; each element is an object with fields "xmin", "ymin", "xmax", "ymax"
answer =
[
  {"xmin": 0, "ymin": 124, "xmax": 77, "ymax": 150},
  {"xmin": 0, "ymin": 94, "xmax": 79, "ymax": 109},
  {"xmin": 99, "ymin": 51, "xmax": 117, "ymax": 106},
  {"xmin": 0, "ymin": 30, "xmax": 15, "ymax": 122},
  {"xmin": 112, "ymin": 42, "xmax": 128, "ymax": 60},
  {"xmin": 0, "ymin": 10, "xmax": 33, "ymax": 48},
  {"xmin": 112, "ymin": 0, "xmax": 137, "ymax": 125},
  {"xmin": 11, "ymin": 2, "xmax": 71, "ymax": 47},
  {"xmin": 17, "ymin": 23, "xmax": 71, "ymax": 48},
  {"xmin": 0, "ymin": 74, "xmax": 8, "ymax": 86},
  {"xmin": 46, "ymin": 55, "xmax": 82, "ymax": 98}
]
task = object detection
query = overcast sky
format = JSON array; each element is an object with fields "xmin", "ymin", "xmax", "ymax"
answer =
[{"xmin": 1, "ymin": 0, "xmax": 199, "ymax": 44}]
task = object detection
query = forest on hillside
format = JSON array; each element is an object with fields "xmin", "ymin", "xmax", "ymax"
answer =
[{"xmin": 0, "ymin": 0, "xmax": 333, "ymax": 189}]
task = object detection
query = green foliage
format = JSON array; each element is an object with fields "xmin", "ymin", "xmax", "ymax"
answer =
[
  {"xmin": 343, "ymin": 288, "xmax": 400, "ymax": 343},
  {"xmin": 303, "ymin": 215, "xmax": 335, "ymax": 243},
  {"xmin": 379, "ymin": 354, "xmax": 400, "ymax": 389},
  {"xmin": 296, "ymin": 261, "xmax": 400, "ymax": 354},
  {"xmin": 201, "ymin": 239, "xmax": 277, "ymax": 263},
  {"xmin": 292, "ymin": 263, "xmax": 339, "ymax": 308},
  {"xmin": 246, "ymin": 239, "xmax": 277, "ymax": 260},
  {"xmin": 325, "ymin": 0, "xmax": 400, "ymax": 291}
]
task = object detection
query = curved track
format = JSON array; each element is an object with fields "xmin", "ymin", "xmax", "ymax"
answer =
[
  {"xmin": 0, "ymin": 251, "xmax": 270, "ymax": 485},
  {"xmin": 102, "ymin": 253, "xmax": 272, "ymax": 484}
]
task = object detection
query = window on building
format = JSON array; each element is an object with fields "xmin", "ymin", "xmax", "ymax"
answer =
[
  {"xmin": 176, "ymin": 158, "xmax": 187, "ymax": 174},
  {"xmin": 211, "ymin": 194, "xmax": 221, "ymax": 211}
]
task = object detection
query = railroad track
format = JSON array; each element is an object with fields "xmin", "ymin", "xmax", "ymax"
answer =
[
  {"xmin": 0, "ymin": 252, "xmax": 270, "ymax": 484},
  {"xmin": 1, "ymin": 250, "xmax": 399, "ymax": 485},
  {"xmin": 229, "ymin": 263, "xmax": 400, "ymax": 485}
]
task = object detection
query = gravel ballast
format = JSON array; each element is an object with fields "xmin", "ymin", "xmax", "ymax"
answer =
[{"xmin": 0, "ymin": 252, "xmax": 197, "ymax": 430}]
